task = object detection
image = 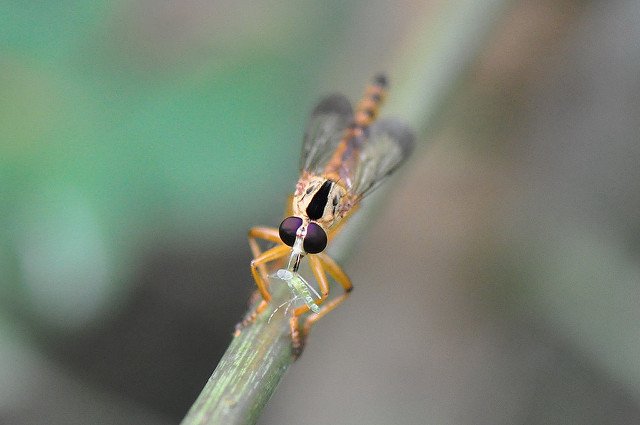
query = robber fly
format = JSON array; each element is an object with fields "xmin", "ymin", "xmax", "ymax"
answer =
[{"xmin": 244, "ymin": 75, "xmax": 415, "ymax": 353}]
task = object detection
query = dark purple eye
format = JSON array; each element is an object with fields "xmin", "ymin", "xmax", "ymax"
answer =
[
  {"xmin": 279, "ymin": 216, "xmax": 303, "ymax": 247},
  {"xmin": 303, "ymin": 222, "xmax": 327, "ymax": 254}
]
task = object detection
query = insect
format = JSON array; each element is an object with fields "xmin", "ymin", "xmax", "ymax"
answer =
[
  {"xmin": 269, "ymin": 269, "xmax": 321, "ymax": 320},
  {"xmin": 275, "ymin": 269, "xmax": 321, "ymax": 314},
  {"xmin": 244, "ymin": 75, "xmax": 415, "ymax": 353}
]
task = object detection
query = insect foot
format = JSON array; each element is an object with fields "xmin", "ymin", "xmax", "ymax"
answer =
[{"xmin": 289, "ymin": 316, "xmax": 306, "ymax": 359}]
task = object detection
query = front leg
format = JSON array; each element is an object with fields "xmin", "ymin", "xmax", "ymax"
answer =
[
  {"xmin": 248, "ymin": 226, "xmax": 283, "ymax": 297},
  {"xmin": 236, "ymin": 227, "xmax": 289, "ymax": 335},
  {"xmin": 289, "ymin": 253, "xmax": 353, "ymax": 357},
  {"xmin": 300, "ymin": 252, "xmax": 353, "ymax": 338},
  {"xmin": 249, "ymin": 243, "xmax": 290, "ymax": 305}
]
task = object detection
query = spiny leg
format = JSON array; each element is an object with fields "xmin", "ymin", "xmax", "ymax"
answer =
[
  {"xmin": 289, "ymin": 255, "xmax": 330, "ymax": 356},
  {"xmin": 292, "ymin": 254, "xmax": 330, "ymax": 317},
  {"xmin": 248, "ymin": 226, "xmax": 282, "ymax": 294},
  {"xmin": 301, "ymin": 252, "xmax": 353, "ymax": 338},
  {"xmin": 289, "ymin": 316, "xmax": 304, "ymax": 357},
  {"xmin": 289, "ymin": 253, "xmax": 353, "ymax": 357},
  {"xmin": 236, "ymin": 244, "xmax": 290, "ymax": 334},
  {"xmin": 236, "ymin": 228, "xmax": 289, "ymax": 335},
  {"xmin": 250, "ymin": 243, "xmax": 290, "ymax": 307}
]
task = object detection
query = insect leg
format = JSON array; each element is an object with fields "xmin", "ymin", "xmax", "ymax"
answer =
[
  {"xmin": 290, "ymin": 316, "xmax": 303, "ymax": 357},
  {"xmin": 248, "ymin": 226, "xmax": 282, "ymax": 293},
  {"xmin": 292, "ymin": 254, "xmax": 330, "ymax": 317},
  {"xmin": 236, "ymin": 243, "xmax": 290, "ymax": 334},
  {"xmin": 289, "ymin": 254, "xmax": 332, "ymax": 357},
  {"xmin": 249, "ymin": 243, "xmax": 290, "ymax": 306},
  {"xmin": 301, "ymin": 253, "xmax": 353, "ymax": 337},
  {"xmin": 236, "ymin": 228, "xmax": 289, "ymax": 335}
]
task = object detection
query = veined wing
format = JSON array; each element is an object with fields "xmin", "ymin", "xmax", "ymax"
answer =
[
  {"xmin": 300, "ymin": 94, "xmax": 353, "ymax": 174},
  {"xmin": 348, "ymin": 118, "xmax": 415, "ymax": 198}
]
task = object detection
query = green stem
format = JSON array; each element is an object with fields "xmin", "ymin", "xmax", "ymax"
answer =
[{"xmin": 180, "ymin": 283, "xmax": 292, "ymax": 425}]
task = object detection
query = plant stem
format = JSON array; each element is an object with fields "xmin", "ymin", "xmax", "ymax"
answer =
[{"xmin": 181, "ymin": 283, "xmax": 292, "ymax": 425}]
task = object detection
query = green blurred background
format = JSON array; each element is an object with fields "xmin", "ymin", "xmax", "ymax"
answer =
[{"xmin": 2, "ymin": 0, "xmax": 640, "ymax": 424}]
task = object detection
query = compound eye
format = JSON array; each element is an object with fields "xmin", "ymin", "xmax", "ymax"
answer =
[
  {"xmin": 303, "ymin": 222, "xmax": 327, "ymax": 254},
  {"xmin": 279, "ymin": 216, "xmax": 303, "ymax": 247}
]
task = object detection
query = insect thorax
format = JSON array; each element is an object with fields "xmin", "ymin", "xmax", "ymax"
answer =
[{"xmin": 292, "ymin": 174, "xmax": 349, "ymax": 229}]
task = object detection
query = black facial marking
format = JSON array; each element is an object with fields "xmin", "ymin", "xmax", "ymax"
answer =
[{"xmin": 306, "ymin": 180, "xmax": 332, "ymax": 220}]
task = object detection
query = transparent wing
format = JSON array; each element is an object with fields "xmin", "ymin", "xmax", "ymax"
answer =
[
  {"xmin": 349, "ymin": 118, "xmax": 415, "ymax": 198},
  {"xmin": 300, "ymin": 94, "xmax": 353, "ymax": 174}
]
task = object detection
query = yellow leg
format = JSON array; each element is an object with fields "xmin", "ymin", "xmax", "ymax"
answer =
[
  {"xmin": 300, "ymin": 252, "xmax": 353, "ymax": 337},
  {"xmin": 250, "ymin": 243, "xmax": 290, "ymax": 304},
  {"xmin": 248, "ymin": 226, "xmax": 282, "ymax": 295},
  {"xmin": 292, "ymin": 254, "xmax": 330, "ymax": 316},
  {"xmin": 236, "ymin": 227, "xmax": 289, "ymax": 336},
  {"xmin": 290, "ymin": 316, "xmax": 303, "ymax": 357}
]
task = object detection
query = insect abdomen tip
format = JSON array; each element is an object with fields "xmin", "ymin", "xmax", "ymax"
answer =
[{"xmin": 374, "ymin": 74, "xmax": 388, "ymax": 87}]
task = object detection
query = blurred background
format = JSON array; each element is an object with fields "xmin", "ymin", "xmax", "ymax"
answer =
[{"xmin": 2, "ymin": 0, "xmax": 640, "ymax": 424}]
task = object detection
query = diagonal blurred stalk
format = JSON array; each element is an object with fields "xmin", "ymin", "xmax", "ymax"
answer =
[
  {"xmin": 180, "ymin": 1, "xmax": 514, "ymax": 424},
  {"xmin": 180, "ymin": 282, "xmax": 293, "ymax": 425}
]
